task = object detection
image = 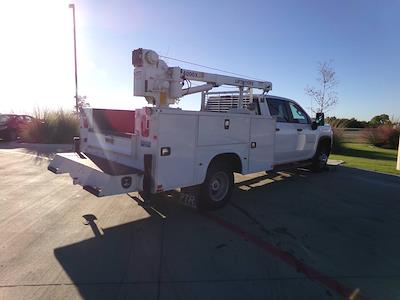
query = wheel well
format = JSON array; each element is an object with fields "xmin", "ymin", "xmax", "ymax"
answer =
[
  {"xmin": 318, "ymin": 137, "xmax": 332, "ymax": 154},
  {"xmin": 209, "ymin": 153, "xmax": 242, "ymax": 174}
]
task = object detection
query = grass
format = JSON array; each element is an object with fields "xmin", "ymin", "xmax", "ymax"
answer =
[
  {"xmin": 20, "ymin": 109, "xmax": 79, "ymax": 144},
  {"xmin": 330, "ymin": 143, "xmax": 400, "ymax": 175}
]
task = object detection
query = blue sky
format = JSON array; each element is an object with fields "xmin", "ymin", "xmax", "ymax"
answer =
[{"xmin": 1, "ymin": 0, "xmax": 399, "ymax": 121}]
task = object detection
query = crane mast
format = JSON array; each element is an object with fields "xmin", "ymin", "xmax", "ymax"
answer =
[{"xmin": 132, "ymin": 48, "xmax": 272, "ymax": 107}]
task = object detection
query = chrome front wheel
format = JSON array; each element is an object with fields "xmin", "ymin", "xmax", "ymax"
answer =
[
  {"xmin": 208, "ymin": 171, "xmax": 230, "ymax": 202},
  {"xmin": 200, "ymin": 161, "xmax": 234, "ymax": 210},
  {"xmin": 312, "ymin": 145, "xmax": 329, "ymax": 172}
]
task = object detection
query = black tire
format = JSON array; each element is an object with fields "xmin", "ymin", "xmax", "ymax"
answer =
[
  {"xmin": 311, "ymin": 144, "xmax": 329, "ymax": 172},
  {"xmin": 199, "ymin": 161, "xmax": 234, "ymax": 210}
]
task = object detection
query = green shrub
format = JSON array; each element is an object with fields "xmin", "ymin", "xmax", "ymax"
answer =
[
  {"xmin": 326, "ymin": 117, "xmax": 349, "ymax": 128},
  {"xmin": 362, "ymin": 128, "xmax": 379, "ymax": 146},
  {"xmin": 326, "ymin": 117, "xmax": 368, "ymax": 128},
  {"xmin": 331, "ymin": 128, "xmax": 345, "ymax": 153},
  {"xmin": 20, "ymin": 109, "xmax": 79, "ymax": 144},
  {"xmin": 362, "ymin": 125, "xmax": 400, "ymax": 149}
]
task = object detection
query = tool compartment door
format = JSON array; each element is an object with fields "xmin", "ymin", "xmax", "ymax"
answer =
[
  {"xmin": 155, "ymin": 112, "xmax": 197, "ymax": 191},
  {"xmin": 248, "ymin": 117, "xmax": 275, "ymax": 172},
  {"xmin": 197, "ymin": 114, "xmax": 250, "ymax": 146}
]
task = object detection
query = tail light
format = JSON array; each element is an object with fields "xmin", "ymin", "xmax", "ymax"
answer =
[
  {"xmin": 141, "ymin": 115, "xmax": 149, "ymax": 137},
  {"xmin": 140, "ymin": 108, "xmax": 151, "ymax": 137}
]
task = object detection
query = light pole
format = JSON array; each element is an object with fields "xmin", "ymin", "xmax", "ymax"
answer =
[{"xmin": 69, "ymin": 3, "xmax": 79, "ymax": 115}]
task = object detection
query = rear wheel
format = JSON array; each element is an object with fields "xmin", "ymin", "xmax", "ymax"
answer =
[
  {"xmin": 199, "ymin": 161, "xmax": 234, "ymax": 210},
  {"xmin": 311, "ymin": 144, "xmax": 329, "ymax": 172}
]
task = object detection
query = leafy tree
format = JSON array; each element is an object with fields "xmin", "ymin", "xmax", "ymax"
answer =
[
  {"xmin": 369, "ymin": 114, "xmax": 391, "ymax": 127},
  {"xmin": 305, "ymin": 61, "xmax": 338, "ymax": 113},
  {"xmin": 326, "ymin": 117, "xmax": 367, "ymax": 128},
  {"xmin": 346, "ymin": 118, "xmax": 367, "ymax": 128}
]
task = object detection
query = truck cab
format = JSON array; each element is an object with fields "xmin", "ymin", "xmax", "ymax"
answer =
[
  {"xmin": 261, "ymin": 96, "xmax": 331, "ymax": 165},
  {"xmin": 203, "ymin": 92, "xmax": 332, "ymax": 168}
]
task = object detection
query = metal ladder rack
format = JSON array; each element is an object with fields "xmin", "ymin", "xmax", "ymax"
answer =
[{"xmin": 201, "ymin": 90, "xmax": 258, "ymax": 113}]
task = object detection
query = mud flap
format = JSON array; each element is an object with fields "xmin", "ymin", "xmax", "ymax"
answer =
[{"xmin": 180, "ymin": 185, "xmax": 200, "ymax": 209}]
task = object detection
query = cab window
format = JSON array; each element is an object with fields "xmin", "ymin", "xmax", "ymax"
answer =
[
  {"xmin": 267, "ymin": 99, "xmax": 290, "ymax": 122},
  {"xmin": 288, "ymin": 102, "xmax": 309, "ymax": 124},
  {"xmin": 249, "ymin": 97, "xmax": 261, "ymax": 115}
]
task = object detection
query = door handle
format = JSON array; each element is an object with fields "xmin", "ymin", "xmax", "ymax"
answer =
[
  {"xmin": 276, "ymin": 128, "xmax": 280, "ymax": 131},
  {"xmin": 297, "ymin": 128, "xmax": 303, "ymax": 132}
]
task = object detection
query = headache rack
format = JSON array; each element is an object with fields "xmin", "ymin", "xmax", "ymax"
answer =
[{"xmin": 201, "ymin": 90, "xmax": 260, "ymax": 113}]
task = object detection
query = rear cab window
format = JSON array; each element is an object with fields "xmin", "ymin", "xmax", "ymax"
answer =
[{"xmin": 266, "ymin": 98, "xmax": 290, "ymax": 122}]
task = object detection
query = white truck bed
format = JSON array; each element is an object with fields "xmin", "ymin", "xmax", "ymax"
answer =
[{"xmin": 49, "ymin": 107, "xmax": 276, "ymax": 196}]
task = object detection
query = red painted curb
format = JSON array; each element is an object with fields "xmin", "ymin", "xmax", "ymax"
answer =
[{"xmin": 204, "ymin": 212, "xmax": 371, "ymax": 300}]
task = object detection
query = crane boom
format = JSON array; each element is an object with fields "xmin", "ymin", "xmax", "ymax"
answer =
[
  {"xmin": 180, "ymin": 69, "xmax": 271, "ymax": 91},
  {"xmin": 132, "ymin": 48, "xmax": 272, "ymax": 107}
]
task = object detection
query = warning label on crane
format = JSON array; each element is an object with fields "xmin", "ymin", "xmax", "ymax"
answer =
[
  {"xmin": 234, "ymin": 79, "xmax": 254, "ymax": 86},
  {"xmin": 181, "ymin": 70, "xmax": 204, "ymax": 79}
]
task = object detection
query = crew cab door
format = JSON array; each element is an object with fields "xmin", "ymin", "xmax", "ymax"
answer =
[
  {"xmin": 287, "ymin": 101, "xmax": 316, "ymax": 160},
  {"xmin": 266, "ymin": 98, "xmax": 297, "ymax": 164}
]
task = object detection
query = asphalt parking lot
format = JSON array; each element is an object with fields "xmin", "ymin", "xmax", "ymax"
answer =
[{"xmin": 0, "ymin": 142, "xmax": 399, "ymax": 300}]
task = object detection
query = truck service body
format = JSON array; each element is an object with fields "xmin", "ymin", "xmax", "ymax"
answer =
[{"xmin": 49, "ymin": 48, "xmax": 332, "ymax": 209}]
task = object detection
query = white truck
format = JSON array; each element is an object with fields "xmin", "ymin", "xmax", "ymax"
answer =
[{"xmin": 48, "ymin": 48, "xmax": 332, "ymax": 210}]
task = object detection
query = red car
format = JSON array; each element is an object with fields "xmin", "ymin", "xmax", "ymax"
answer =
[{"xmin": 0, "ymin": 114, "xmax": 35, "ymax": 141}]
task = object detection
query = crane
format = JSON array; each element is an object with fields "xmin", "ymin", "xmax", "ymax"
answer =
[{"xmin": 132, "ymin": 48, "xmax": 272, "ymax": 107}]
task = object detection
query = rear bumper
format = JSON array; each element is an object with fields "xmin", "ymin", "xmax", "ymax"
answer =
[{"xmin": 48, "ymin": 152, "xmax": 144, "ymax": 197}]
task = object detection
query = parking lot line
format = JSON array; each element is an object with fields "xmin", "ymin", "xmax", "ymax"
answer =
[{"xmin": 203, "ymin": 212, "xmax": 372, "ymax": 300}]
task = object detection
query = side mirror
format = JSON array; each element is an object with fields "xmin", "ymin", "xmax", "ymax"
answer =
[
  {"xmin": 315, "ymin": 112, "xmax": 325, "ymax": 126},
  {"xmin": 311, "ymin": 112, "xmax": 324, "ymax": 130}
]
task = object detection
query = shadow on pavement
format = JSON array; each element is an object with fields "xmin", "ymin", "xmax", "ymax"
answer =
[
  {"xmin": 53, "ymin": 166, "xmax": 400, "ymax": 300},
  {"xmin": 54, "ymin": 217, "xmax": 161, "ymax": 299},
  {"xmin": 54, "ymin": 198, "xmax": 180, "ymax": 300},
  {"xmin": 0, "ymin": 140, "xmax": 72, "ymax": 160}
]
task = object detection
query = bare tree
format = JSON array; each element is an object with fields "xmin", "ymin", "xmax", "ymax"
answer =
[
  {"xmin": 305, "ymin": 61, "xmax": 338, "ymax": 113},
  {"xmin": 74, "ymin": 95, "xmax": 90, "ymax": 115}
]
